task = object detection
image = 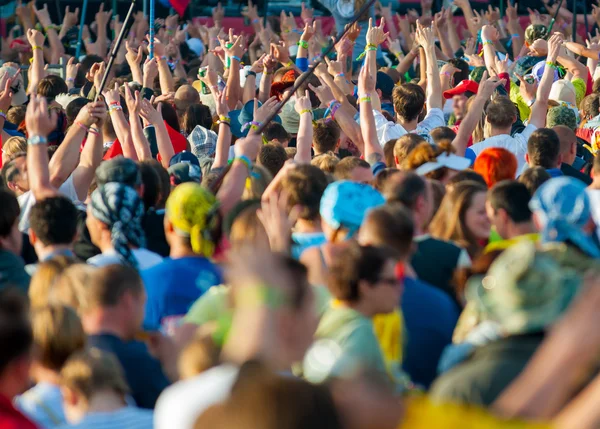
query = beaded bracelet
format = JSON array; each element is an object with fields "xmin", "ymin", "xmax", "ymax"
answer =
[
  {"xmin": 235, "ymin": 155, "xmax": 252, "ymax": 171},
  {"xmin": 297, "ymin": 40, "xmax": 309, "ymax": 49}
]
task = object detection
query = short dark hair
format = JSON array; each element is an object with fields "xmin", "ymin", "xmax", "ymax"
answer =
[
  {"xmin": 263, "ymin": 123, "xmax": 291, "ymax": 144},
  {"xmin": 37, "ymin": 75, "xmax": 69, "ymax": 100},
  {"xmin": 334, "ymin": 157, "xmax": 370, "ymax": 180},
  {"xmin": 258, "ymin": 143, "xmax": 287, "ymax": 177},
  {"xmin": 362, "ymin": 204, "xmax": 414, "ymax": 259},
  {"xmin": 182, "ymin": 104, "xmax": 213, "ymax": 135},
  {"xmin": 488, "ymin": 181, "xmax": 532, "ymax": 223},
  {"xmin": 313, "ymin": 120, "xmax": 340, "ymax": 154},
  {"xmin": 280, "ymin": 165, "xmax": 328, "ymax": 220},
  {"xmin": 138, "ymin": 161, "xmax": 161, "ymax": 210},
  {"xmin": 581, "ymin": 93, "xmax": 600, "ymax": 119},
  {"xmin": 141, "ymin": 159, "xmax": 170, "ymax": 209},
  {"xmin": 382, "ymin": 171, "xmax": 426, "ymax": 209},
  {"xmin": 66, "ymin": 98, "xmax": 90, "ymax": 127},
  {"xmin": 430, "ymin": 127, "xmax": 457, "ymax": 145},
  {"xmin": 0, "ymin": 290, "xmax": 32, "ymax": 375},
  {"xmin": 30, "ymin": 196, "xmax": 78, "ymax": 246},
  {"xmin": 0, "ymin": 188, "xmax": 20, "ymax": 238},
  {"xmin": 446, "ymin": 169, "xmax": 487, "ymax": 188},
  {"xmin": 448, "ymin": 58, "xmax": 470, "ymax": 84},
  {"xmin": 85, "ymin": 265, "xmax": 144, "ymax": 310},
  {"xmin": 328, "ymin": 242, "xmax": 397, "ymax": 302},
  {"xmin": 393, "ymin": 84, "xmax": 426, "ymax": 122},
  {"xmin": 518, "ymin": 166, "xmax": 551, "ymax": 195},
  {"xmin": 485, "ymin": 96, "xmax": 517, "ymax": 128},
  {"xmin": 527, "ymin": 128, "xmax": 560, "ymax": 169}
]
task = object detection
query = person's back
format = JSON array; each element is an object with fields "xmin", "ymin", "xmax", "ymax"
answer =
[
  {"xmin": 0, "ymin": 188, "xmax": 30, "ymax": 292},
  {"xmin": 82, "ymin": 265, "xmax": 171, "ymax": 409},
  {"xmin": 401, "ymin": 277, "xmax": 459, "ymax": 389},
  {"xmin": 429, "ymin": 332, "xmax": 545, "ymax": 406},
  {"xmin": 58, "ymin": 349, "xmax": 153, "ymax": 429}
]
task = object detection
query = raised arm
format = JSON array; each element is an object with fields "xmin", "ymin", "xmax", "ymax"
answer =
[
  {"xmin": 26, "ymin": 29, "xmax": 45, "ymax": 94},
  {"xmin": 154, "ymin": 38, "xmax": 176, "ymax": 95},
  {"xmin": 530, "ymin": 33, "xmax": 562, "ymax": 129},
  {"xmin": 139, "ymin": 100, "xmax": 175, "ymax": 168},
  {"xmin": 72, "ymin": 100, "xmax": 107, "ymax": 201},
  {"xmin": 102, "ymin": 82, "xmax": 137, "ymax": 160},
  {"xmin": 452, "ymin": 73, "xmax": 503, "ymax": 155},
  {"xmin": 243, "ymin": 54, "xmax": 265, "ymax": 104},
  {"xmin": 481, "ymin": 25, "xmax": 500, "ymax": 77},
  {"xmin": 25, "ymin": 95, "xmax": 59, "ymax": 200},
  {"xmin": 222, "ymin": 34, "xmax": 246, "ymax": 111},
  {"xmin": 294, "ymin": 90, "xmax": 314, "ymax": 164},
  {"xmin": 33, "ymin": 4, "xmax": 65, "ymax": 64},
  {"xmin": 415, "ymin": 20, "xmax": 442, "ymax": 110},
  {"xmin": 211, "ymin": 87, "xmax": 233, "ymax": 170},
  {"xmin": 94, "ymin": 4, "xmax": 112, "ymax": 58},
  {"xmin": 125, "ymin": 85, "xmax": 152, "ymax": 161}
]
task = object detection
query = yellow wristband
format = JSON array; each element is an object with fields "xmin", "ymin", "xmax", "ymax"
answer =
[
  {"xmin": 32, "ymin": 45, "xmax": 43, "ymax": 51},
  {"xmin": 300, "ymin": 109, "xmax": 312, "ymax": 116}
]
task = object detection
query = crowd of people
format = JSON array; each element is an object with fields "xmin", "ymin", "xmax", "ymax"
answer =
[{"xmin": 3, "ymin": 0, "xmax": 600, "ymax": 427}]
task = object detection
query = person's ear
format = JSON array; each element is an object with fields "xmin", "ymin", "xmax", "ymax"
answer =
[
  {"xmin": 394, "ymin": 155, "xmax": 399, "ymax": 166},
  {"xmin": 376, "ymin": 88, "xmax": 383, "ymax": 99},
  {"xmin": 28, "ymin": 229, "xmax": 36, "ymax": 246},
  {"xmin": 571, "ymin": 142, "xmax": 577, "ymax": 155},
  {"xmin": 5, "ymin": 181, "xmax": 17, "ymax": 193}
]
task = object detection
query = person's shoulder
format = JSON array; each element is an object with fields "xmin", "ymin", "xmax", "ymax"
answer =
[{"xmin": 155, "ymin": 365, "xmax": 239, "ymax": 429}]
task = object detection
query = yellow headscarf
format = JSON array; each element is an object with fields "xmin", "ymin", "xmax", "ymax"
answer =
[{"xmin": 166, "ymin": 183, "xmax": 220, "ymax": 257}]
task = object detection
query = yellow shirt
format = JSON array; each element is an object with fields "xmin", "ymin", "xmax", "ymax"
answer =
[{"xmin": 401, "ymin": 397, "xmax": 551, "ymax": 429}]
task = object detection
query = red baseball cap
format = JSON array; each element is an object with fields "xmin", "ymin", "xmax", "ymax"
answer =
[{"xmin": 443, "ymin": 80, "xmax": 479, "ymax": 99}]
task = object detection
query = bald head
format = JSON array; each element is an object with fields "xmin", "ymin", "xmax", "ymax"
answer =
[
  {"xmin": 553, "ymin": 125, "xmax": 577, "ymax": 166},
  {"xmin": 174, "ymin": 85, "xmax": 200, "ymax": 114}
]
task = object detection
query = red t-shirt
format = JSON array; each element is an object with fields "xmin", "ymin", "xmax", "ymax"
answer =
[
  {"xmin": 577, "ymin": 127, "xmax": 593, "ymax": 144},
  {"xmin": 103, "ymin": 123, "xmax": 187, "ymax": 163},
  {"xmin": 0, "ymin": 393, "xmax": 38, "ymax": 429}
]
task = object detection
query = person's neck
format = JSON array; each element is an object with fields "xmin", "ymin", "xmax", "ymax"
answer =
[
  {"xmin": 83, "ymin": 311, "xmax": 132, "ymax": 340},
  {"xmin": 31, "ymin": 364, "xmax": 61, "ymax": 385},
  {"xmin": 35, "ymin": 244, "xmax": 72, "ymax": 261},
  {"xmin": 506, "ymin": 222, "xmax": 538, "ymax": 240},
  {"xmin": 489, "ymin": 126, "xmax": 512, "ymax": 137},
  {"xmin": 86, "ymin": 391, "xmax": 127, "ymax": 414},
  {"xmin": 396, "ymin": 117, "xmax": 418, "ymax": 132},
  {"xmin": 340, "ymin": 300, "xmax": 375, "ymax": 318},
  {"xmin": 169, "ymin": 242, "xmax": 197, "ymax": 259},
  {"xmin": 294, "ymin": 218, "xmax": 323, "ymax": 234},
  {"xmin": 590, "ymin": 178, "xmax": 600, "ymax": 190}
]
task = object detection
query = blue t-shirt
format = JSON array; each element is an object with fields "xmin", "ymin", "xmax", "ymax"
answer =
[
  {"xmin": 88, "ymin": 334, "xmax": 170, "ymax": 409},
  {"xmin": 291, "ymin": 232, "xmax": 327, "ymax": 259},
  {"xmin": 401, "ymin": 277, "xmax": 459, "ymax": 389},
  {"xmin": 142, "ymin": 256, "xmax": 222, "ymax": 332}
]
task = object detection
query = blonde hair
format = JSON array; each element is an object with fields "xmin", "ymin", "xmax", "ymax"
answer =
[
  {"xmin": 311, "ymin": 154, "xmax": 339, "ymax": 174},
  {"xmin": 29, "ymin": 256, "xmax": 77, "ymax": 309},
  {"xmin": 52, "ymin": 264, "xmax": 95, "ymax": 314},
  {"xmin": 32, "ymin": 304, "xmax": 86, "ymax": 371},
  {"xmin": 178, "ymin": 326, "xmax": 220, "ymax": 380},
  {"xmin": 3, "ymin": 136, "xmax": 27, "ymax": 159},
  {"xmin": 229, "ymin": 205, "xmax": 269, "ymax": 250},
  {"xmin": 60, "ymin": 348, "xmax": 129, "ymax": 401},
  {"xmin": 242, "ymin": 165, "xmax": 273, "ymax": 201}
]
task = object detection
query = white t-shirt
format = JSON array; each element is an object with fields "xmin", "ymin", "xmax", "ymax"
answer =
[
  {"xmin": 154, "ymin": 364, "xmax": 239, "ymax": 429},
  {"xmin": 372, "ymin": 108, "xmax": 446, "ymax": 146},
  {"xmin": 466, "ymin": 124, "xmax": 538, "ymax": 175},
  {"xmin": 87, "ymin": 248, "xmax": 163, "ymax": 271},
  {"xmin": 18, "ymin": 175, "xmax": 81, "ymax": 232}
]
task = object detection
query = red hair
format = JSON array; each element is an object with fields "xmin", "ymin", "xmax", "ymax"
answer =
[{"xmin": 473, "ymin": 147, "xmax": 518, "ymax": 187}]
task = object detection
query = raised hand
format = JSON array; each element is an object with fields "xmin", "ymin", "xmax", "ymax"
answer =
[
  {"xmin": 32, "ymin": 3, "xmax": 52, "ymax": 28},
  {"xmin": 143, "ymin": 58, "xmax": 159, "ymax": 84},
  {"xmin": 102, "ymin": 82, "xmax": 121, "ymax": 105},
  {"xmin": 253, "ymin": 96, "xmax": 280, "ymax": 127},
  {"xmin": 345, "ymin": 21, "xmax": 362, "ymax": 42},
  {"xmin": 220, "ymin": 34, "xmax": 245, "ymax": 59},
  {"xmin": 481, "ymin": 24, "xmax": 499, "ymax": 42},
  {"xmin": 324, "ymin": 57, "xmax": 344, "ymax": 76},
  {"xmin": 0, "ymin": 74, "xmax": 14, "ymax": 113},
  {"xmin": 294, "ymin": 89, "xmax": 312, "ymax": 114},
  {"xmin": 414, "ymin": 20, "xmax": 435, "ymax": 50},
  {"xmin": 478, "ymin": 71, "xmax": 505, "ymax": 99},
  {"xmin": 301, "ymin": 1, "xmax": 314, "ymax": 23},
  {"xmin": 139, "ymin": 98, "xmax": 163, "ymax": 125},
  {"xmin": 241, "ymin": 0, "xmax": 260, "ymax": 23},
  {"xmin": 358, "ymin": 63, "xmax": 375, "ymax": 95},
  {"xmin": 366, "ymin": 17, "xmax": 389, "ymax": 46},
  {"xmin": 506, "ymin": 1, "xmax": 519, "ymax": 21},
  {"xmin": 270, "ymin": 42, "xmax": 290, "ymax": 65},
  {"xmin": 88, "ymin": 98, "xmax": 108, "ymax": 127},
  {"xmin": 125, "ymin": 40, "xmax": 143, "ymax": 65},
  {"xmin": 250, "ymin": 53, "xmax": 266, "ymax": 73},
  {"xmin": 26, "ymin": 28, "xmax": 45, "ymax": 48},
  {"xmin": 26, "ymin": 94, "xmax": 57, "ymax": 137},
  {"xmin": 257, "ymin": 189, "xmax": 299, "ymax": 252},
  {"xmin": 515, "ymin": 73, "xmax": 538, "ymax": 102},
  {"xmin": 484, "ymin": 5, "xmax": 501, "ymax": 22},
  {"xmin": 95, "ymin": 3, "xmax": 113, "ymax": 30},
  {"xmin": 300, "ymin": 21, "xmax": 316, "ymax": 42},
  {"xmin": 65, "ymin": 57, "xmax": 80, "ymax": 83},
  {"xmin": 547, "ymin": 32, "xmax": 563, "ymax": 63},
  {"xmin": 212, "ymin": 2, "xmax": 225, "ymax": 25},
  {"xmin": 494, "ymin": 55, "xmax": 510, "ymax": 75},
  {"xmin": 308, "ymin": 81, "xmax": 334, "ymax": 105},
  {"xmin": 214, "ymin": 86, "xmax": 229, "ymax": 117}
]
